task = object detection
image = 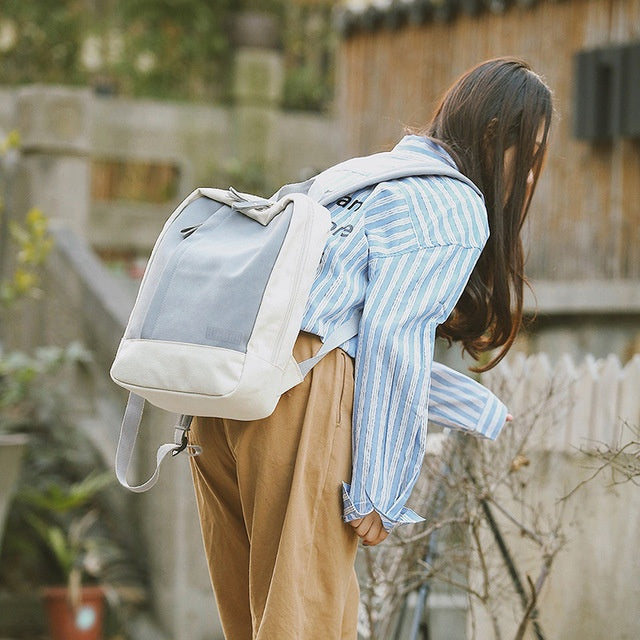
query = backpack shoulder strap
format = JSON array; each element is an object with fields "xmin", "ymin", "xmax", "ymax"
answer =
[
  {"xmin": 288, "ymin": 147, "xmax": 484, "ymax": 378},
  {"xmin": 308, "ymin": 148, "xmax": 483, "ymax": 206}
]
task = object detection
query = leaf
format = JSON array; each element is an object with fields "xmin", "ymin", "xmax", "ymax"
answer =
[
  {"xmin": 69, "ymin": 471, "xmax": 115, "ymax": 504},
  {"xmin": 19, "ymin": 470, "xmax": 114, "ymax": 514}
]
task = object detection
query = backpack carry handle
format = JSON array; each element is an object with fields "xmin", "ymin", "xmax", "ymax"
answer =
[
  {"xmin": 199, "ymin": 187, "xmax": 291, "ymax": 226},
  {"xmin": 115, "ymin": 394, "xmax": 201, "ymax": 493}
]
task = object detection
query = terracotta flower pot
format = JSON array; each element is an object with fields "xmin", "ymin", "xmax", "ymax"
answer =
[{"xmin": 42, "ymin": 586, "xmax": 105, "ymax": 640}]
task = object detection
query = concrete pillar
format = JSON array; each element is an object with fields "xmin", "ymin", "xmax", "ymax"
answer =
[
  {"xmin": 232, "ymin": 12, "xmax": 284, "ymax": 193},
  {"xmin": 15, "ymin": 85, "xmax": 92, "ymax": 236}
]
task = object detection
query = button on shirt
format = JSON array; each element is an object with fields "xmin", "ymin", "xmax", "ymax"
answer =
[{"xmin": 301, "ymin": 135, "xmax": 508, "ymax": 531}]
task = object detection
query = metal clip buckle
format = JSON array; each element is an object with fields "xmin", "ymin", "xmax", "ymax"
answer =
[
  {"xmin": 172, "ymin": 415, "xmax": 194, "ymax": 457},
  {"xmin": 172, "ymin": 429, "xmax": 189, "ymax": 456}
]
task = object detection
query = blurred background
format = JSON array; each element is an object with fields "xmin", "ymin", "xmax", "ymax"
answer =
[{"xmin": 0, "ymin": 1, "xmax": 638, "ymax": 639}]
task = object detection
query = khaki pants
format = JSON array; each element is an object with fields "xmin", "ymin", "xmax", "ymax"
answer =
[{"xmin": 190, "ymin": 333, "xmax": 360, "ymax": 640}]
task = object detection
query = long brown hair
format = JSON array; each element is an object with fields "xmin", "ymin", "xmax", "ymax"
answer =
[{"xmin": 421, "ymin": 58, "xmax": 553, "ymax": 371}]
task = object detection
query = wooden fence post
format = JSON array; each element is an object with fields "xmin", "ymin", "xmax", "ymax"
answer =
[{"xmin": 487, "ymin": 352, "xmax": 639, "ymax": 451}]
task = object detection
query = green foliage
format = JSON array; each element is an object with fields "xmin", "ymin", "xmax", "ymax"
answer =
[
  {"xmin": 0, "ymin": 351, "xmax": 147, "ymax": 600},
  {"xmin": 0, "ymin": 127, "xmax": 143, "ymax": 602},
  {"xmin": 283, "ymin": 64, "xmax": 332, "ymax": 112},
  {"xmin": 0, "ymin": 0, "xmax": 239, "ymax": 101},
  {"xmin": 0, "ymin": 344, "xmax": 89, "ymax": 423},
  {"xmin": 0, "ymin": 207, "xmax": 53, "ymax": 307},
  {"xmin": 0, "ymin": 1, "xmax": 85, "ymax": 86},
  {"xmin": 1, "ymin": 130, "xmax": 54, "ymax": 309},
  {"xmin": 0, "ymin": 1, "xmax": 335, "ymax": 110},
  {"xmin": 0, "ymin": 277, "xmax": 109, "ymax": 593},
  {"xmin": 221, "ymin": 159, "xmax": 273, "ymax": 197},
  {"xmin": 110, "ymin": 0, "xmax": 237, "ymax": 100},
  {"xmin": 0, "ymin": 263, "xmax": 145, "ymax": 607},
  {"xmin": 281, "ymin": 2, "xmax": 336, "ymax": 112},
  {"xmin": 3, "ymin": 440, "xmax": 145, "ymax": 615},
  {"xmin": 17, "ymin": 470, "xmax": 115, "ymax": 591},
  {"xmin": 0, "ymin": 130, "xmax": 21, "ymax": 155},
  {"xmin": 19, "ymin": 469, "xmax": 114, "ymax": 515}
]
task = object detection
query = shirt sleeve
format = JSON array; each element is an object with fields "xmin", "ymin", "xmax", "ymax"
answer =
[
  {"xmin": 342, "ymin": 243, "xmax": 484, "ymax": 531},
  {"xmin": 428, "ymin": 362, "xmax": 508, "ymax": 440}
]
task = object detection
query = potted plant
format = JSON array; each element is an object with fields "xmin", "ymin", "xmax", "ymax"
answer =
[
  {"xmin": 0, "ymin": 375, "xmax": 149, "ymax": 640},
  {"xmin": 17, "ymin": 470, "xmax": 115, "ymax": 640},
  {"xmin": 0, "ymin": 131, "xmax": 47, "ymax": 554},
  {"xmin": 0, "ymin": 134, "xmax": 146, "ymax": 637}
]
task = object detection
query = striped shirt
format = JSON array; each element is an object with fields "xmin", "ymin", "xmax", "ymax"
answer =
[{"xmin": 302, "ymin": 135, "xmax": 508, "ymax": 530}]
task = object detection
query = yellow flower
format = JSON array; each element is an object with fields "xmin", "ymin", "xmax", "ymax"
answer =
[{"xmin": 12, "ymin": 268, "xmax": 37, "ymax": 295}]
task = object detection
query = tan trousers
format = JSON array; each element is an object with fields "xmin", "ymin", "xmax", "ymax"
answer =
[{"xmin": 189, "ymin": 333, "xmax": 360, "ymax": 640}]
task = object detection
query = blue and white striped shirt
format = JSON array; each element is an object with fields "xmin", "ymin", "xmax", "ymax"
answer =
[{"xmin": 302, "ymin": 135, "xmax": 508, "ymax": 530}]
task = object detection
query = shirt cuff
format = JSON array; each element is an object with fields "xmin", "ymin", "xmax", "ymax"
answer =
[
  {"xmin": 428, "ymin": 363, "xmax": 509, "ymax": 440},
  {"xmin": 475, "ymin": 391, "xmax": 508, "ymax": 440},
  {"xmin": 341, "ymin": 482, "xmax": 425, "ymax": 531}
]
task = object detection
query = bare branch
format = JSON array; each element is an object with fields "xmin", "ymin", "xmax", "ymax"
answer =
[
  {"xmin": 485, "ymin": 497, "xmax": 545, "ymax": 546},
  {"xmin": 513, "ymin": 576, "xmax": 538, "ymax": 640}
]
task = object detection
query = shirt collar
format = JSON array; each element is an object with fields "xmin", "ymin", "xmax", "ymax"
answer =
[{"xmin": 394, "ymin": 135, "xmax": 459, "ymax": 171}]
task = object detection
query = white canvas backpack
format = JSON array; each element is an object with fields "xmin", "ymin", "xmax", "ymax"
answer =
[{"xmin": 111, "ymin": 149, "xmax": 482, "ymax": 492}]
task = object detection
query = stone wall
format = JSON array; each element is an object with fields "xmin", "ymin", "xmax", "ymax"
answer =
[{"xmin": 1, "ymin": 58, "xmax": 344, "ymax": 259}]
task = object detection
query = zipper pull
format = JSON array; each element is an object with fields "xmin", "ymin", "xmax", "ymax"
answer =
[{"xmin": 180, "ymin": 224, "xmax": 202, "ymax": 238}]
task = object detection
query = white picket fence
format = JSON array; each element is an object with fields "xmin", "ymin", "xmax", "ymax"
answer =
[
  {"xmin": 366, "ymin": 352, "xmax": 640, "ymax": 640},
  {"xmin": 482, "ymin": 352, "xmax": 640, "ymax": 452}
]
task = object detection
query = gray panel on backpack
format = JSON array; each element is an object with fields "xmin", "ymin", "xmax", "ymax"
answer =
[
  {"xmin": 139, "ymin": 196, "xmax": 293, "ymax": 352},
  {"xmin": 125, "ymin": 196, "xmax": 219, "ymax": 339}
]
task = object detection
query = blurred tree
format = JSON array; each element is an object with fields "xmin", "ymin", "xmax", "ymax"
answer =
[
  {"xmin": 0, "ymin": 0, "xmax": 334, "ymax": 107},
  {"xmin": 0, "ymin": 1, "xmax": 84, "ymax": 85},
  {"xmin": 112, "ymin": 0, "xmax": 236, "ymax": 100}
]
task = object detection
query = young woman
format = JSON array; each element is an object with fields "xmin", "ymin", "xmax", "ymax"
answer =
[{"xmin": 189, "ymin": 57, "xmax": 553, "ymax": 639}]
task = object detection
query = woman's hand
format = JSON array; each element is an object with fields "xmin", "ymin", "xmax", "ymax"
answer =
[
  {"xmin": 349, "ymin": 416, "xmax": 513, "ymax": 547},
  {"xmin": 348, "ymin": 511, "xmax": 389, "ymax": 546}
]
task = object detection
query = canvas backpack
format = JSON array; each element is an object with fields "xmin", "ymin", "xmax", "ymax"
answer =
[{"xmin": 111, "ymin": 148, "xmax": 482, "ymax": 492}]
